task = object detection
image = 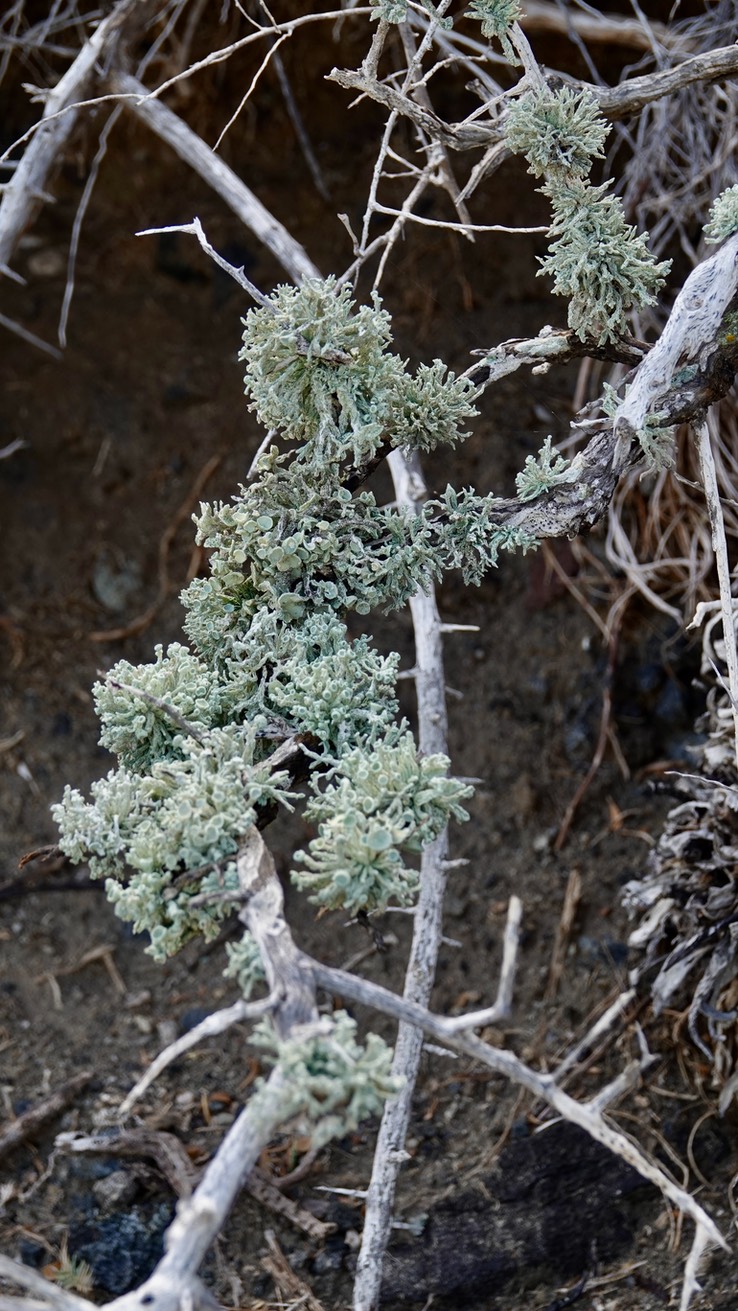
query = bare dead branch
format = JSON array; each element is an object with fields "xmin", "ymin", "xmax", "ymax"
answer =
[
  {"xmin": 118, "ymin": 995, "xmax": 279, "ymax": 1117},
  {"xmin": 520, "ymin": 1, "xmax": 685, "ymax": 52},
  {"xmin": 592, "ymin": 43, "xmax": 738, "ymax": 120},
  {"xmin": 330, "ymin": 40, "xmax": 738, "ymax": 157},
  {"xmin": 0, "ymin": 0, "xmax": 154, "ymax": 275},
  {"xmin": 109, "ymin": 72, "xmax": 320, "ymax": 285}
]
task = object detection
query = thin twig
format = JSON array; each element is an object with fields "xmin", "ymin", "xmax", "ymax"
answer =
[
  {"xmin": 554, "ymin": 617, "xmax": 623, "ymax": 850},
  {"xmin": 109, "ymin": 71, "xmax": 320, "ymax": 286},
  {"xmin": 0, "ymin": 312, "xmax": 63, "ymax": 359},
  {"xmin": 118, "ymin": 994, "xmax": 279, "ymax": 1117},
  {"xmin": 0, "ymin": 0, "xmax": 156, "ymax": 269},
  {"xmin": 443, "ymin": 896, "xmax": 522, "ymax": 1032},
  {"xmin": 261, "ymin": 1229, "xmax": 327, "ymax": 1311},
  {"xmin": 0, "ymin": 1072, "xmax": 93, "ymax": 1161}
]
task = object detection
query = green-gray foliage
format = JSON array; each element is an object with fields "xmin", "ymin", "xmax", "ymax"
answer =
[
  {"xmin": 392, "ymin": 360, "xmax": 478, "ymax": 453},
  {"xmin": 430, "ymin": 485, "xmax": 538, "ymax": 581},
  {"xmin": 53, "ymin": 277, "xmax": 538, "ymax": 959},
  {"xmin": 506, "ymin": 87, "xmax": 670, "ymax": 342},
  {"xmin": 369, "ymin": 0, "xmax": 452, "ymax": 29},
  {"xmin": 541, "ymin": 178, "xmax": 670, "ymax": 343},
  {"xmin": 506, "ymin": 86, "xmax": 607, "ymax": 179},
  {"xmin": 250, "ymin": 1011, "xmax": 402, "ymax": 1148},
  {"xmin": 515, "ymin": 436, "xmax": 572, "ymax": 501},
  {"xmin": 293, "ymin": 731, "xmax": 473, "ymax": 912},
  {"xmin": 239, "ymin": 278, "xmax": 478, "ymax": 467},
  {"xmin": 53, "ymin": 723, "xmax": 296, "ymax": 959},
  {"xmin": 705, "ymin": 183, "xmax": 738, "ymax": 243},
  {"xmin": 93, "ymin": 643, "xmax": 221, "ymax": 771},
  {"xmin": 467, "ymin": 0, "xmax": 522, "ymax": 62},
  {"xmin": 224, "ymin": 932, "xmax": 266, "ymax": 998}
]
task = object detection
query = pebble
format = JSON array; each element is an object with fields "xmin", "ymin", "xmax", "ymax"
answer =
[
  {"xmin": 69, "ymin": 1203, "xmax": 172, "ymax": 1295},
  {"xmin": 92, "ymin": 1170, "xmax": 138, "ymax": 1212}
]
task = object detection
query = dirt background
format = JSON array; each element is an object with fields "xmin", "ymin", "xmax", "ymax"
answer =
[{"xmin": 1, "ymin": 6, "xmax": 737, "ymax": 1309}]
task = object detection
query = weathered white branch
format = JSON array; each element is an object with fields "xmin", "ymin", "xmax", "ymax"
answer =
[
  {"xmin": 354, "ymin": 454, "xmax": 453, "ymax": 1311},
  {"xmin": 614, "ymin": 233, "xmax": 738, "ymax": 459},
  {"xmin": 470, "ymin": 324, "xmax": 646, "ymax": 385},
  {"xmin": 306, "ymin": 953, "xmax": 727, "ymax": 1273},
  {"xmin": 118, "ymin": 993, "xmax": 278, "ymax": 1117},
  {"xmin": 236, "ymin": 827, "xmax": 317, "ymax": 1037},
  {"xmin": 593, "ymin": 43, "xmax": 738, "ymax": 119},
  {"xmin": 443, "ymin": 895, "xmax": 522, "ymax": 1034},
  {"xmin": 330, "ymin": 41, "xmax": 738, "ymax": 155}
]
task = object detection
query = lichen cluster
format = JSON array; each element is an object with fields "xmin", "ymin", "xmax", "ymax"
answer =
[
  {"xmin": 250, "ymin": 1011, "xmax": 402, "ymax": 1148},
  {"xmin": 294, "ymin": 730, "xmax": 472, "ymax": 913},
  {"xmin": 506, "ymin": 85, "xmax": 670, "ymax": 343},
  {"xmin": 515, "ymin": 435, "xmax": 573, "ymax": 501},
  {"xmin": 370, "ymin": 0, "xmax": 452, "ymax": 30},
  {"xmin": 54, "ymin": 279, "xmax": 533, "ymax": 967},
  {"xmin": 467, "ymin": 0, "xmax": 522, "ymax": 62},
  {"xmin": 705, "ymin": 183, "xmax": 738, "ymax": 243}
]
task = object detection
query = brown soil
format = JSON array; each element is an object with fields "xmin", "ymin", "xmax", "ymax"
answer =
[{"xmin": 1, "ymin": 18, "xmax": 737, "ymax": 1311}]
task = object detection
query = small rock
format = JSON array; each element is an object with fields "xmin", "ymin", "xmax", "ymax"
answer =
[
  {"xmin": 93, "ymin": 1170, "xmax": 138, "ymax": 1213},
  {"xmin": 312, "ymin": 1240, "xmax": 348, "ymax": 1275},
  {"xmin": 27, "ymin": 247, "xmax": 66, "ymax": 278},
  {"xmin": 156, "ymin": 1019, "xmax": 178, "ymax": 1047},
  {"xmin": 91, "ymin": 549, "xmax": 142, "ymax": 614},
  {"xmin": 69, "ymin": 1203, "xmax": 172, "ymax": 1295}
]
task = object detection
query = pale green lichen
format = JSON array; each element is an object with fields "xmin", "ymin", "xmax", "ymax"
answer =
[
  {"xmin": 53, "ymin": 724, "xmax": 297, "ymax": 960},
  {"xmin": 94, "ymin": 643, "xmax": 221, "ymax": 771},
  {"xmin": 467, "ymin": 0, "xmax": 522, "ymax": 62},
  {"xmin": 292, "ymin": 731, "xmax": 472, "ymax": 912},
  {"xmin": 224, "ymin": 932, "xmax": 266, "ymax": 999},
  {"xmin": 391, "ymin": 360, "xmax": 478, "ymax": 453},
  {"xmin": 250, "ymin": 1011, "xmax": 402, "ymax": 1148},
  {"xmin": 637, "ymin": 418, "xmax": 676, "ymax": 471},
  {"xmin": 515, "ymin": 436, "xmax": 572, "ymax": 501},
  {"xmin": 370, "ymin": 0, "xmax": 452, "ymax": 28},
  {"xmin": 540, "ymin": 178, "xmax": 670, "ymax": 343},
  {"xmin": 506, "ymin": 86, "xmax": 669, "ymax": 343},
  {"xmin": 506, "ymin": 86, "xmax": 607, "ymax": 180},
  {"xmin": 266, "ymin": 620, "xmax": 401, "ymax": 754},
  {"xmin": 239, "ymin": 279, "xmax": 476, "ymax": 469},
  {"xmin": 428, "ymin": 486, "xmax": 539, "ymax": 582},
  {"xmin": 705, "ymin": 184, "xmax": 738, "ymax": 243},
  {"xmin": 53, "ymin": 276, "xmax": 543, "ymax": 957}
]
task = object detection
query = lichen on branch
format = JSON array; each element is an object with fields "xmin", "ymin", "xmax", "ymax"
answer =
[
  {"xmin": 506, "ymin": 85, "xmax": 670, "ymax": 342},
  {"xmin": 54, "ymin": 277, "xmax": 530, "ymax": 959}
]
